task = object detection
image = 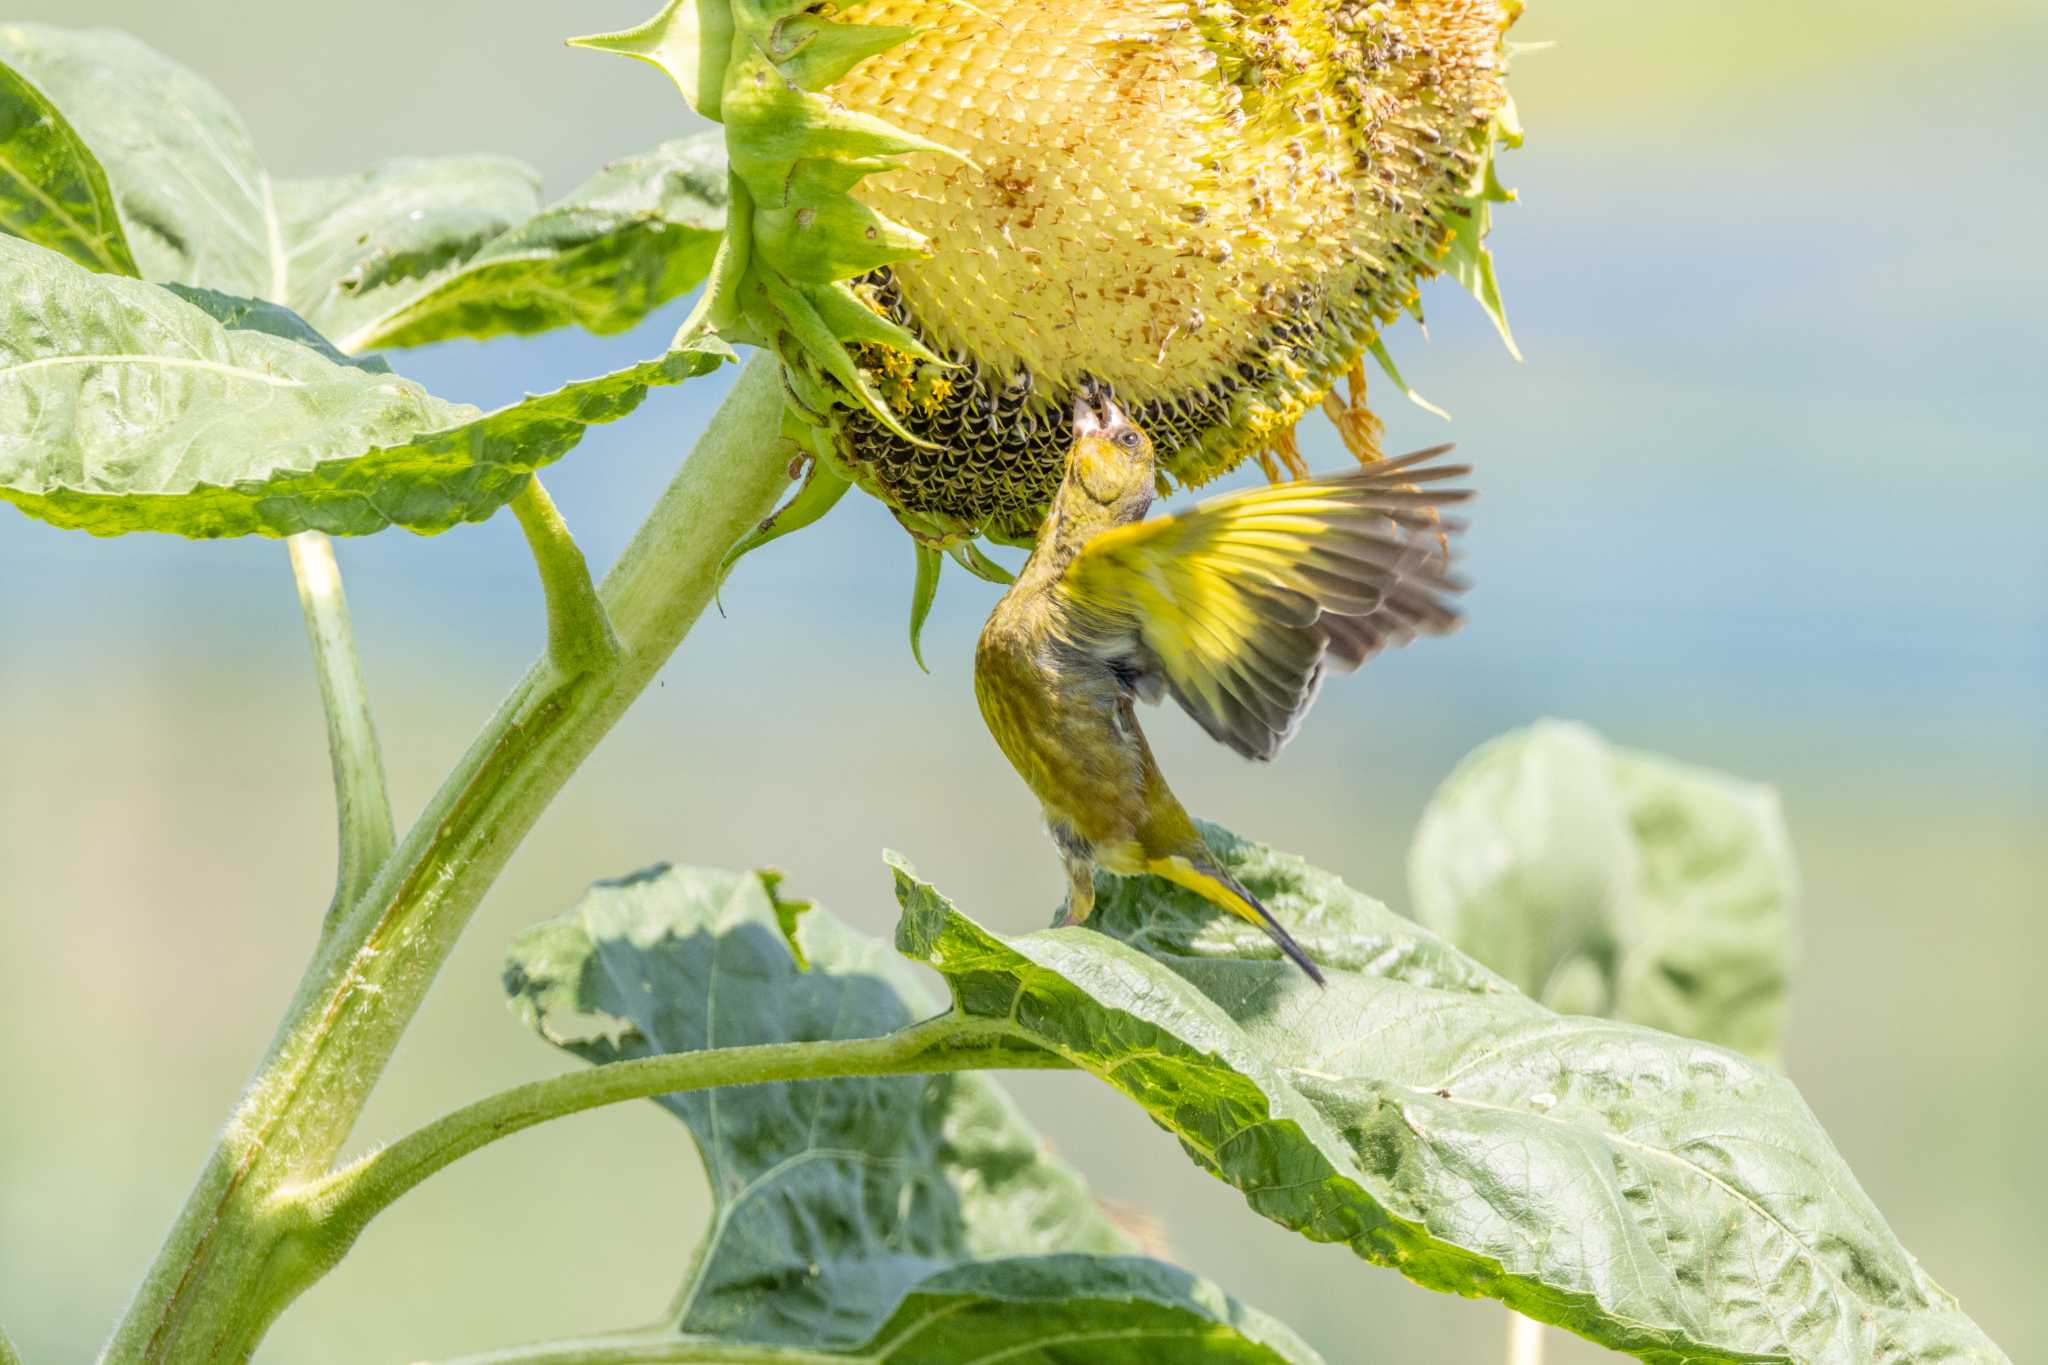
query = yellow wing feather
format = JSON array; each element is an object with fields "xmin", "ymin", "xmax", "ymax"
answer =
[{"xmin": 1060, "ymin": 447, "xmax": 1472, "ymax": 760}]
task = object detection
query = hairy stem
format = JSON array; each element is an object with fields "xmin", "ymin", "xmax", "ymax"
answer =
[
  {"xmin": 510, "ymin": 475, "xmax": 621, "ymax": 677},
  {"xmin": 0, "ymin": 1321, "xmax": 21, "ymax": 1365},
  {"xmin": 103, "ymin": 353, "xmax": 795, "ymax": 1365},
  {"xmin": 301, "ymin": 1016, "xmax": 1054, "ymax": 1258},
  {"xmin": 287, "ymin": 530, "xmax": 394, "ymax": 927}
]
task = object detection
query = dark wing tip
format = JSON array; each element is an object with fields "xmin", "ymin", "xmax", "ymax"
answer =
[
  {"xmin": 1377, "ymin": 443, "xmax": 1457, "ymax": 470},
  {"xmin": 1316, "ymin": 574, "xmax": 1466, "ymax": 672},
  {"xmin": 1317, "ymin": 458, "xmax": 1475, "ymax": 524}
]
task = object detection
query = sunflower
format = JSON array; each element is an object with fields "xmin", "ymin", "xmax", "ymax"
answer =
[{"xmin": 579, "ymin": 0, "xmax": 1522, "ymax": 633}]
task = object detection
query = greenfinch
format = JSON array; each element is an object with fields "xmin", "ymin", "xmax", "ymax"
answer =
[{"xmin": 973, "ymin": 391, "xmax": 1472, "ymax": 983}]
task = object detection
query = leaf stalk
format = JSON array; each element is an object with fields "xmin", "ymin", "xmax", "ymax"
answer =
[
  {"xmin": 298, "ymin": 1015, "xmax": 1054, "ymax": 1261},
  {"xmin": 286, "ymin": 530, "xmax": 395, "ymax": 929},
  {"xmin": 510, "ymin": 475, "xmax": 623, "ymax": 677}
]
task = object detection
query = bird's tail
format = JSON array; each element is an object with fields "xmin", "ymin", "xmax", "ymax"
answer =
[{"xmin": 1146, "ymin": 853, "xmax": 1326, "ymax": 986}]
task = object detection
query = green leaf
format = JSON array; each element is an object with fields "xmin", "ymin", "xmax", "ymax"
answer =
[
  {"xmin": 0, "ymin": 52, "xmax": 136, "ymax": 274},
  {"xmin": 0, "ymin": 24, "xmax": 727, "ymax": 349},
  {"xmin": 270, "ymin": 154, "xmax": 544, "ymax": 334},
  {"xmin": 1409, "ymin": 721, "xmax": 1798, "ymax": 1062},
  {"xmin": 163, "ymin": 284, "xmax": 392, "ymax": 374},
  {"xmin": 0, "ymin": 236, "xmax": 727, "ymax": 537},
  {"xmin": 791, "ymin": 1257, "xmax": 1321, "ymax": 1365},
  {"xmin": 500, "ymin": 863, "xmax": 1322, "ymax": 1365},
  {"xmin": 285, "ymin": 136, "xmax": 728, "ymax": 354},
  {"xmin": 890, "ymin": 828, "xmax": 2006, "ymax": 1365},
  {"xmin": 0, "ymin": 22, "xmax": 280, "ymax": 298}
]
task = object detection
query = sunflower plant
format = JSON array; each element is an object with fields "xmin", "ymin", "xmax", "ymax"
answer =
[{"xmin": 0, "ymin": 11, "xmax": 2011, "ymax": 1365}]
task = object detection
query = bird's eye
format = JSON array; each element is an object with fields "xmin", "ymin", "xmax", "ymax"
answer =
[{"xmin": 1116, "ymin": 429, "xmax": 1141, "ymax": 451}]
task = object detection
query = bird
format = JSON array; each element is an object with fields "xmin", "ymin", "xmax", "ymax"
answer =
[{"xmin": 972, "ymin": 389, "xmax": 1472, "ymax": 984}]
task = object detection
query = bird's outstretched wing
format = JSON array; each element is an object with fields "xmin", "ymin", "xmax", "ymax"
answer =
[{"xmin": 1058, "ymin": 446, "xmax": 1472, "ymax": 761}]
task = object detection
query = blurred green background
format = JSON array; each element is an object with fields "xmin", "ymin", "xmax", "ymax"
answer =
[{"xmin": 1, "ymin": 1, "xmax": 2042, "ymax": 1360}]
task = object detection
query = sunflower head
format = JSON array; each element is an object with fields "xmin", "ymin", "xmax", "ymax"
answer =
[{"xmin": 579, "ymin": 0, "xmax": 1523, "ymax": 639}]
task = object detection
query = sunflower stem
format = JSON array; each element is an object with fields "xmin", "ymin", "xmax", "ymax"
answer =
[{"xmin": 102, "ymin": 353, "xmax": 795, "ymax": 1365}]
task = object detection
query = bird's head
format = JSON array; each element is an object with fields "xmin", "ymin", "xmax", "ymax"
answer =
[{"xmin": 1056, "ymin": 388, "xmax": 1156, "ymax": 534}]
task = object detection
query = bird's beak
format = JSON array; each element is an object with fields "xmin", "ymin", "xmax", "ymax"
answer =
[{"xmin": 1072, "ymin": 391, "xmax": 1103, "ymax": 436}]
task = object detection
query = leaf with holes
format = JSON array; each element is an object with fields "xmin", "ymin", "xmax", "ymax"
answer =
[
  {"xmin": 890, "ymin": 825, "xmax": 2006, "ymax": 1365},
  {"xmin": 1409, "ymin": 720, "xmax": 1798, "ymax": 1062},
  {"xmin": 496, "ymin": 863, "xmax": 1324, "ymax": 1365},
  {"xmin": 0, "ymin": 236, "xmax": 728, "ymax": 537}
]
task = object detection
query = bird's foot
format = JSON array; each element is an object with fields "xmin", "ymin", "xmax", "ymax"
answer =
[
  {"xmin": 1327, "ymin": 365, "xmax": 1450, "ymax": 561},
  {"xmin": 1323, "ymin": 362, "xmax": 1388, "ymax": 467},
  {"xmin": 1054, "ymin": 866, "xmax": 1097, "ymax": 928}
]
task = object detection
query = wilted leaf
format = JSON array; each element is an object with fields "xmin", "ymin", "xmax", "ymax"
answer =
[
  {"xmin": 891, "ymin": 827, "xmax": 2004, "ymax": 1365},
  {"xmin": 0, "ymin": 24, "xmax": 726, "ymax": 349},
  {"xmin": 0, "ymin": 52, "xmax": 135, "ymax": 274},
  {"xmin": 499, "ymin": 863, "xmax": 1323, "ymax": 1365},
  {"xmin": 0, "ymin": 237, "xmax": 725, "ymax": 537},
  {"xmin": 1408, "ymin": 720, "xmax": 1797, "ymax": 1061}
]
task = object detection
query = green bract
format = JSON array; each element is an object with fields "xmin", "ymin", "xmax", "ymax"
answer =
[
  {"xmin": 573, "ymin": 0, "xmax": 954, "ymax": 447},
  {"xmin": 573, "ymin": 0, "xmax": 982, "ymax": 646}
]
